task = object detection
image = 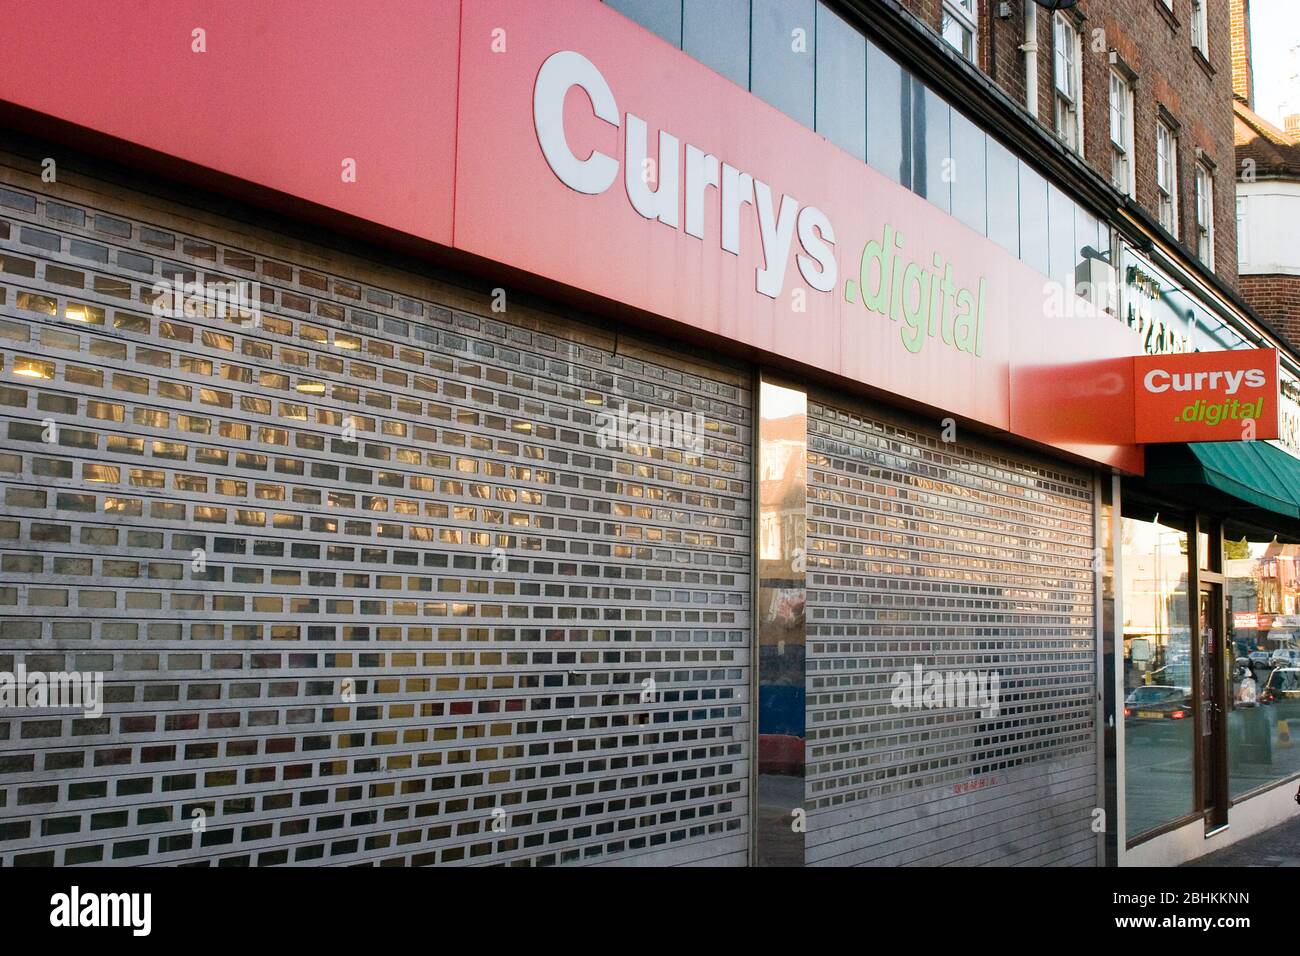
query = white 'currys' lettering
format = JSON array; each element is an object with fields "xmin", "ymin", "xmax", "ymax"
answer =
[
  {"xmin": 720, "ymin": 163, "xmax": 754, "ymax": 257},
  {"xmin": 753, "ymin": 180, "xmax": 798, "ymax": 298},
  {"xmin": 1144, "ymin": 369, "xmax": 1170, "ymax": 393},
  {"xmin": 624, "ymin": 113, "xmax": 680, "ymax": 227},
  {"xmin": 532, "ymin": 49, "xmax": 837, "ymax": 301},
  {"xmin": 796, "ymin": 205, "xmax": 837, "ymax": 292},
  {"xmin": 684, "ymin": 145, "xmax": 720, "ymax": 239},
  {"xmin": 1144, "ymin": 367, "xmax": 1267, "ymax": 395},
  {"xmin": 533, "ymin": 50, "xmax": 620, "ymax": 195}
]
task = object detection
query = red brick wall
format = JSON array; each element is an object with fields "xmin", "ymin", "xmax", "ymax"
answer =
[
  {"xmin": 894, "ymin": 0, "xmax": 1239, "ymax": 286},
  {"xmin": 978, "ymin": 1, "xmax": 1027, "ymax": 105},
  {"xmin": 1231, "ymin": 0, "xmax": 1253, "ymax": 106},
  {"xmin": 1239, "ymin": 274, "xmax": 1300, "ymax": 351}
]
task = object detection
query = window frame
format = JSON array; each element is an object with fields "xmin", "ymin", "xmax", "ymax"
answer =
[
  {"xmin": 1195, "ymin": 161, "xmax": 1215, "ymax": 266},
  {"xmin": 1155, "ymin": 118, "xmax": 1179, "ymax": 237},
  {"xmin": 1191, "ymin": 0, "xmax": 1209, "ymax": 59},
  {"xmin": 1053, "ymin": 12, "xmax": 1084, "ymax": 153},
  {"xmin": 1109, "ymin": 70, "xmax": 1136, "ymax": 197},
  {"xmin": 941, "ymin": 0, "xmax": 978, "ymax": 63}
]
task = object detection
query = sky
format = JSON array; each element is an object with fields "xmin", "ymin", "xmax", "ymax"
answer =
[{"xmin": 1250, "ymin": 0, "xmax": 1300, "ymax": 128}]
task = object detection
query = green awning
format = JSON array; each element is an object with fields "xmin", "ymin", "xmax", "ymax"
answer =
[{"xmin": 1144, "ymin": 441, "xmax": 1300, "ymax": 521}]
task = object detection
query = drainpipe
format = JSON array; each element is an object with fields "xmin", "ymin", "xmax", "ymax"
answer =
[{"xmin": 1021, "ymin": 2, "xmax": 1039, "ymax": 118}]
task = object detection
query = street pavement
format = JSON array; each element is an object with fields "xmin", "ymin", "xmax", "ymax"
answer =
[{"xmin": 1183, "ymin": 798, "xmax": 1300, "ymax": 866}]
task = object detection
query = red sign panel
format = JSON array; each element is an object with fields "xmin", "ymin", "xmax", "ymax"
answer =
[
  {"xmin": 0, "ymin": 0, "xmax": 1155, "ymax": 470},
  {"xmin": 1134, "ymin": 349, "xmax": 1280, "ymax": 443},
  {"xmin": 0, "ymin": 0, "xmax": 460, "ymax": 247},
  {"xmin": 453, "ymin": 0, "xmax": 1146, "ymax": 471}
]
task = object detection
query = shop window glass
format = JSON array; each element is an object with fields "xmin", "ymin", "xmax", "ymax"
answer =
[
  {"xmin": 1122, "ymin": 510, "xmax": 1194, "ymax": 840},
  {"xmin": 1048, "ymin": 183, "xmax": 1076, "ymax": 294},
  {"xmin": 1118, "ymin": 247, "xmax": 1246, "ymax": 355},
  {"xmin": 866, "ymin": 41, "xmax": 910, "ymax": 188},
  {"xmin": 605, "ymin": 0, "xmax": 683, "ymax": 46},
  {"xmin": 1017, "ymin": 160, "xmax": 1049, "ymax": 276},
  {"xmin": 1074, "ymin": 205, "xmax": 1108, "ymax": 308},
  {"xmin": 1090, "ymin": 210, "xmax": 1112, "ymax": 265},
  {"xmin": 1225, "ymin": 535, "xmax": 1300, "ymax": 800},
  {"xmin": 683, "ymin": 0, "xmax": 750, "ymax": 90},
  {"xmin": 949, "ymin": 109, "xmax": 986, "ymax": 236},
  {"xmin": 915, "ymin": 82, "xmax": 951, "ymax": 214},
  {"xmin": 985, "ymin": 137, "xmax": 1018, "ymax": 257},
  {"xmin": 750, "ymin": 0, "xmax": 815, "ymax": 128},
  {"xmin": 815, "ymin": 3, "xmax": 866, "ymax": 162}
]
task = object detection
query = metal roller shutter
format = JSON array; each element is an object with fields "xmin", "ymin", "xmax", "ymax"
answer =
[
  {"xmin": 0, "ymin": 154, "xmax": 752, "ymax": 867},
  {"xmin": 805, "ymin": 396, "xmax": 1098, "ymax": 866}
]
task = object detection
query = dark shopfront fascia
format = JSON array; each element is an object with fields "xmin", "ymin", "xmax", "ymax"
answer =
[{"xmin": 1116, "ymin": 440, "xmax": 1300, "ymax": 858}]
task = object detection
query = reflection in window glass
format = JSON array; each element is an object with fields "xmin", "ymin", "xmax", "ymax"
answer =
[
  {"xmin": 751, "ymin": 0, "xmax": 815, "ymax": 127},
  {"xmin": 1122, "ymin": 513, "xmax": 1193, "ymax": 840},
  {"xmin": 949, "ymin": 110, "xmax": 986, "ymax": 236},
  {"xmin": 867, "ymin": 41, "xmax": 910, "ymax": 188},
  {"xmin": 1092, "ymin": 214, "xmax": 1111, "ymax": 265},
  {"xmin": 917, "ymin": 84, "xmax": 951, "ymax": 214},
  {"xmin": 1048, "ymin": 183, "xmax": 1076, "ymax": 293},
  {"xmin": 683, "ymin": 0, "xmax": 750, "ymax": 89},
  {"xmin": 815, "ymin": 3, "xmax": 866, "ymax": 161},
  {"xmin": 1075, "ymin": 205, "xmax": 1112, "ymax": 311},
  {"xmin": 1075, "ymin": 205, "xmax": 1102, "ymax": 271},
  {"xmin": 1226, "ymin": 536, "xmax": 1300, "ymax": 800},
  {"xmin": 757, "ymin": 379, "xmax": 807, "ymax": 866},
  {"xmin": 985, "ymin": 137, "xmax": 1018, "ymax": 257},
  {"xmin": 1118, "ymin": 248, "xmax": 1247, "ymax": 354},
  {"xmin": 1018, "ymin": 160, "xmax": 1049, "ymax": 276},
  {"xmin": 605, "ymin": 0, "xmax": 682, "ymax": 46}
]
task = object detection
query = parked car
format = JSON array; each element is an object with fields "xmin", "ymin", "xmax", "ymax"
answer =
[
  {"xmin": 1261, "ymin": 668, "xmax": 1300, "ymax": 704},
  {"xmin": 1249, "ymin": 651, "xmax": 1274, "ymax": 671},
  {"xmin": 1270, "ymin": 649, "xmax": 1300, "ymax": 667},
  {"xmin": 1124, "ymin": 685, "xmax": 1191, "ymax": 721}
]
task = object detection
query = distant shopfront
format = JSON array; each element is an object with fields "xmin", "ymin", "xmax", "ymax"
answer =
[{"xmin": 1112, "ymin": 243, "xmax": 1300, "ymax": 861}]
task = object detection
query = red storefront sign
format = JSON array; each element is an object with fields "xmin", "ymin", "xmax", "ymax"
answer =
[
  {"xmin": 1134, "ymin": 350, "xmax": 1280, "ymax": 443},
  {"xmin": 1233, "ymin": 612, "xmax": 1275, "ymax": 631},
  {"xmin": 452, "ymin": 0, "xmax": 1144, "ymax": 470},
  {"xmin": 0, "ymin": 0, "xmax": 1163, "ymax": 470},
  {"xmin": 0, "ymin": 0, "xmax": 461, "ymax": 248}
]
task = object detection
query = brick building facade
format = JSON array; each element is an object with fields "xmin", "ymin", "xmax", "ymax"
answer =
[
  {"xmin": 897, "ymin": 0, "xmax": 1239, "ymax": 287},
  {"xmin": 1239, "ymin": 273, "xmax": 1300, "ymax": 348},
  {"xmin": 1231, "ymin": 0, "xmax": 1300, "ymax": 351}
]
